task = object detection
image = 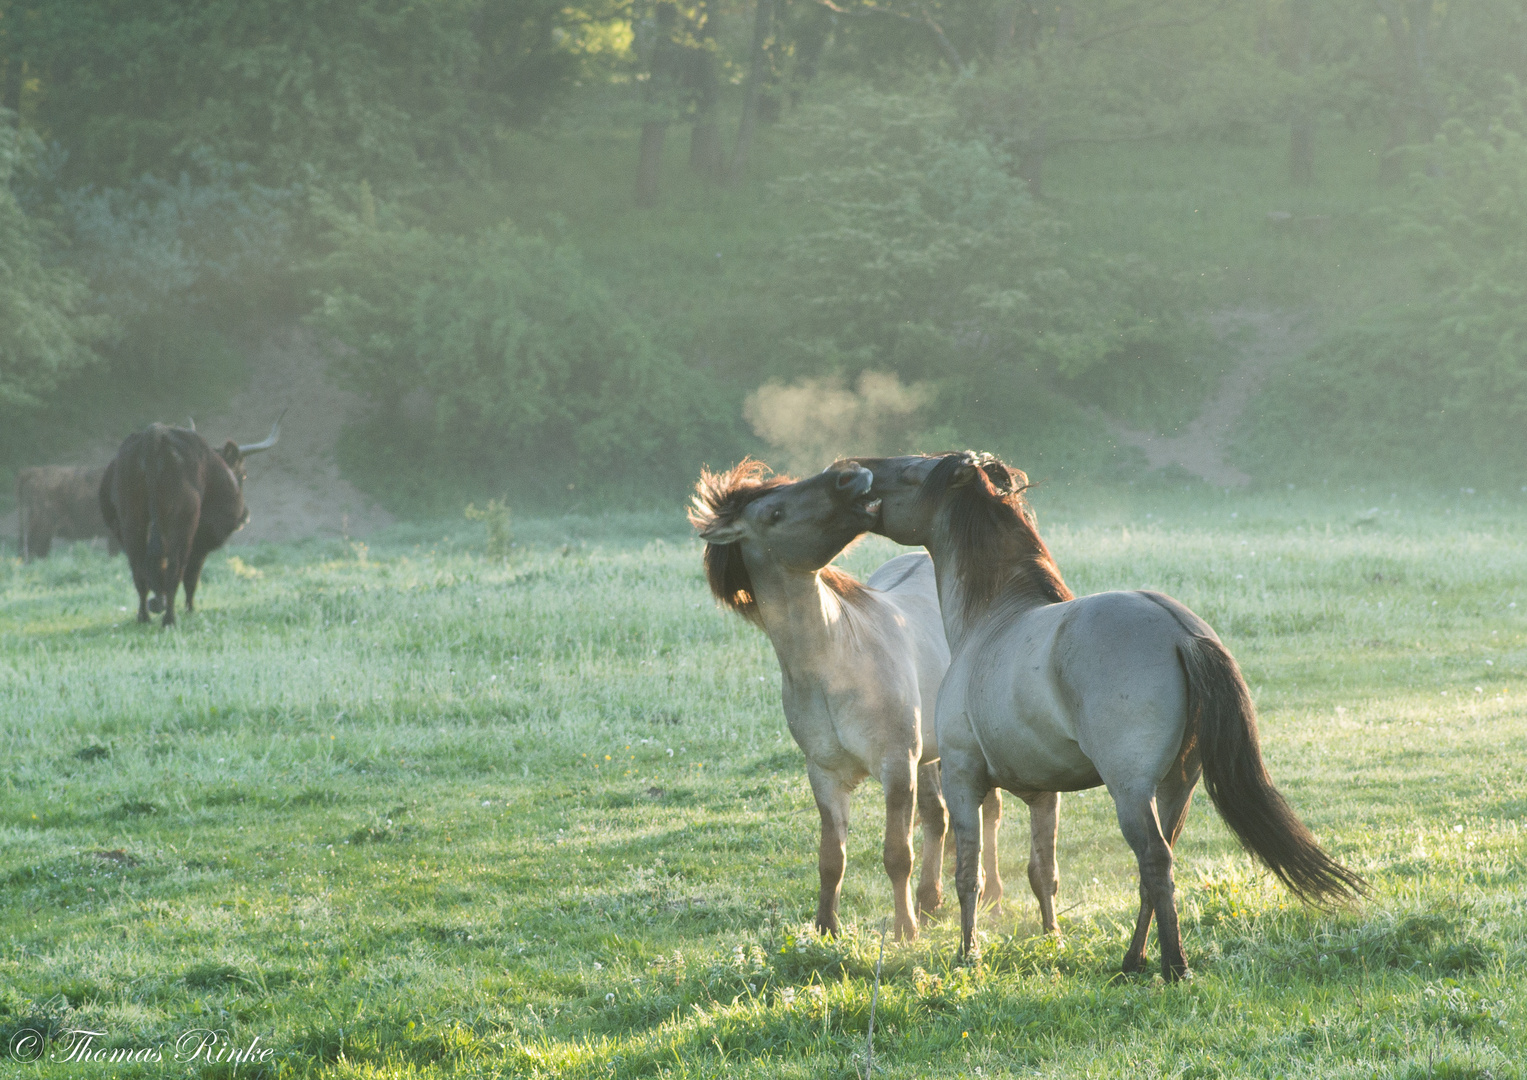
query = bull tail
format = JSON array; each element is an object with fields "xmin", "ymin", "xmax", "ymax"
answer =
[
  {"xmin": 1179, "ymin": 633, "xmax": 1367, "ymax": 904},
  {"xmin": 140, "ymin": 428, "xmax": 171, "ymax": 599}
]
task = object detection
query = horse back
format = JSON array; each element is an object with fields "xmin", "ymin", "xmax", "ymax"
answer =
[{"xmin": 949, "ymin": 590, "xmax": 1196, "ymax": 791}]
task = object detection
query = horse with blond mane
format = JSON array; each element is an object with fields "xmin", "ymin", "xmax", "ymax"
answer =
[{"xmin": 691, "ymin": 461, "xmax": 1062, "ymax": 940}]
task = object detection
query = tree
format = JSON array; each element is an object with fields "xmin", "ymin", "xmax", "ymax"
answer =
[
  {"xmin": 773, "ymin": 87, "xmax": 1206, "ymax": 429},
  {"xmin": 0, "ymin": 123, "xmax": 102, "ymax": 414},
  {"xmin": 0, "ymin": 0, "xmax": 628, "ymax": 190},
  {"xmin": 954, "ymin": 0, "xmax": 1264, "ymax": 196}
]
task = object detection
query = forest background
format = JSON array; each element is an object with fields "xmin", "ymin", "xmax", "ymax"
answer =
[{"xmin": 0, "ymin": 0, "xmax": 1524, "ymax": 516}]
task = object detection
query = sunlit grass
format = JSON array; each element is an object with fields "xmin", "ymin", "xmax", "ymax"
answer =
[{"xmin": 0, "ymin": 487, "xmax": 1523, "ymax": 1078}]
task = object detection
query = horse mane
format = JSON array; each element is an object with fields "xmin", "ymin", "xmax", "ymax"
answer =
[
  {"xmin": 920, "ymin": 453, "xmax": 1073, "ymax": 620},
  {"xmin": 689, "ymin": 459, "xmax": 864, "ymax": 625}
]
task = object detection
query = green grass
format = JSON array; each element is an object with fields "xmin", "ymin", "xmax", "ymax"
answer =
[{"xmin": 1, "ymin": 487, "xmax": 1525, "ymax": 1078}]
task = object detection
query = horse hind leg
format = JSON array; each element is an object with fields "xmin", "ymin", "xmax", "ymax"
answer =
[
  {"xmin": 1023, "ymin": 791, "xmax": 1061, "ymax": 934},
  {"xmin": 979, "ymin": 789, "xmax": 1004, "ymax": 910},
  {"xmin": 915, "ymin": 761, "xmax": 947, "ymax": 924},
  {"xmin": 1121, "ymin": 774, "xmax": 1197, "ymax": 973},
  {"xmin": 882, "ymin": 753, "xmax": 919, "ymax": 941},
  {"xmin": 1112, "ymin": 784, "xmax": 1190, "ymax": 981}
]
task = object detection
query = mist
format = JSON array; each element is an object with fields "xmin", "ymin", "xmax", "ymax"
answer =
[{"xmin": 4, "ymin": 0, "xmax": 1527, "ymax": 532}]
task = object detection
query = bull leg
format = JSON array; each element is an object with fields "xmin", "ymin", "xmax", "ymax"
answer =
[
  {"xmin": 160, "ymin": 507, "xmax": 200, "ymax": 627},
  {"xmin": 806, "ymin": 762, "xmax": 853, "ymax": 937},
  {"xmin": 160, "ymin": 549, "xmax": 187, "ymax": 627},
  {"xmin": 182, "ymin": 548, "xmax": 211, "ymax": 612},
  {"xmin": 25, "ymin": 516, "xmax": 53, "ymax": 561},
  {"xmin": 915, "ymin": 761, "xmax": 947, "ymax": 923},
  {"xmin": 881, "ymin": 752, "xmax": 918, "ymax": 941},
  {"xmin": 131, "ymin": 563, "xmax": 152, "ymax": 623}
]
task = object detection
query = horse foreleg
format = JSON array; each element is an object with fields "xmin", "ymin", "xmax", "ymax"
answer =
[
  {"xmin": 915, "ymin": 761, "xmax": 947, "ymax": 924},
  {"xmin": 1023, "ymin": 791, "xmax": 1061, "ymax": 934},
  {"xmin": 1113, "ymin": 785, "xmax": 1189, "ymax": 981},
  {"xmin": 806, "ymin": 763, "xmax": 852, "ymax": 937},
  {"xmin": 979, "ymin": 789, "xmax": 1004, "ymax": 910},
  {"xmin": 882, "ymin": 753, "xmax": 918, "ymax": 941},
  {"xmin": 943, "ymin": 755, "xmax": 989, "ymax": 959}
]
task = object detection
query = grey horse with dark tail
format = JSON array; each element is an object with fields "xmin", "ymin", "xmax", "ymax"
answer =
[{"xmin": 825, "ymin": 452, "xmax": 1365, "ymax": 978}]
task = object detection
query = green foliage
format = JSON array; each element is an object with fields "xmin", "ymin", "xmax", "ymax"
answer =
[
  {"xmin": 464, "ymin": 498, "xmax": 515, "ymax": 558},
  {"xmin": 0, "ymin": 125, "xmax": 104, "ymax": 415},
  {"xmin": 7, "ymin": 0, "xmax": 629, "ymax": 189},
  {"xmin": 1246, "ymin": 81, "xmax": 1527, "ymax": 482},
  {"xmin": 775, "ymin": 86, "xmax": 1212, "ymax": 432},
  {"xmin": 311, "ymin": 199, "xmax": 710, "ymax": 511}
]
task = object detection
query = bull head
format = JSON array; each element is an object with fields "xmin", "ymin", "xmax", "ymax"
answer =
[{"xmin": 219, "ymin": 412, "xmax": 283, "ymax": 470}]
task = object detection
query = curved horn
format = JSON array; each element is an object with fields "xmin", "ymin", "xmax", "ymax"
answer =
[{"xmin": 237, "ymin": 410, "xmax": 285, "ymax": 456}]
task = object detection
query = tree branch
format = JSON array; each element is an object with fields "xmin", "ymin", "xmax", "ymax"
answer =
[
  {"xmin": 812, "ymin": 0, "xmax": 964, "ymax": 70},
  {"xmin": 1073, "ymin": 0, "xmax": 1229, "ymax": 51}
]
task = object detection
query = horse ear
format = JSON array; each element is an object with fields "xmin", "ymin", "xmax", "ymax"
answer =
[
  {"xmin": 981, "ymin": 460, "xmax": 1023, "ymax": 493},
  {"xmin": 697, "ymin": 518, "xmax": 748, "ymax": 545},
  {"xmin": 950, "ymin": 461, "xmax": 980, "ymax": 487}
]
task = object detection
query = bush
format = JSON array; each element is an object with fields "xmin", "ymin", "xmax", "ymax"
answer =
[
  {"xmin": 311, "ymin": 200, "xmax": 711, "ymax": 511},
  {"xmin": 0, "ymin": 127, "xmax": 103, "ymax": 414},
  {"xmin": 1244, "ymin": 80, "xmax": 1527, "ymax": 482},
  {"xmin": 772, "ymin": 86, "xmax": 1212, "ymax": 438}
]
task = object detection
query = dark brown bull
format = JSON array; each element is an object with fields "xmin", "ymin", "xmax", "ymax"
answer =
[
  {"xmin": 17, "ymin": 465, "xmax": 120, "ymax": 559},
  {"xmin": 100, "ymin": 418, "xmax": 280, "ymax": 626}
]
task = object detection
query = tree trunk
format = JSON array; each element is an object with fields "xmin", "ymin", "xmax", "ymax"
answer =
[
  {"xmin": 1287, "ymin": 0, "xmax": 1314, "ymax": 186},
  {"xmin": 636, "ymin": 121, "xmax": 668, "ymax": 207},
  {"xmin": 690, "ymin": 120, "xmax": 723, "ymax": 179},
  {"xmin": 727, "ymin": 0, "xmax": 774, "ymax": 186},
  {"xmin": 689, "ymin": 2, "xmax": 723, "ymax": 180}
]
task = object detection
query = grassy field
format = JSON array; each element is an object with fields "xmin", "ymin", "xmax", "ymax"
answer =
[{"xmin": 1, "ymin": 484, "xmax": 1524, "ymax": 1078}]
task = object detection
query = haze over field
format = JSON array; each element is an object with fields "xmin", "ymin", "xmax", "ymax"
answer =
[{"xmin": 2, "ymin": 1, "xmax": 1527, "ymax": 528}]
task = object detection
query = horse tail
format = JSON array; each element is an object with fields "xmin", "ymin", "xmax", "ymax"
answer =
[{"xmin": 1179, "ymin": 633, "xmax": 1367, "ymax": 904}]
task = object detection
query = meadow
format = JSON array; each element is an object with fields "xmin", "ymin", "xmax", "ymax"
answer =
[{"xmin": 0, "ymin": 483, "xmax": 1524, "ymax": 1079}]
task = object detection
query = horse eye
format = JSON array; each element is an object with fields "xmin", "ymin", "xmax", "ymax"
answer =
[{"xmin": 769, "ymin": 508, "xmax": 785, "ymax": 524}]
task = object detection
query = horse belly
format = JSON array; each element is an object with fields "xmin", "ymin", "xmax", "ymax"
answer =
[
  {"xmin": 978, "ymin": 709, "xmax": 1099, "ymax": 791},
  {"xmin": 965, "ymin": 660, "xmax": 1099, "ymax": 791}
]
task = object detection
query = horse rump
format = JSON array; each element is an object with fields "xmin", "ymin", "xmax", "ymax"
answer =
[{"xmin": 1179, "ymin": 633, "xmax": 1368, "ymax": 904}]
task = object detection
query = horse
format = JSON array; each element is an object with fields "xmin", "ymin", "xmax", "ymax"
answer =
[
  {"xmin": 825, "ymin": 452, "xmax": 1365, "ymax": 978},
  {"xmin": 691, "ymin": 461, "xmax": 1061, "ymax": 941}
]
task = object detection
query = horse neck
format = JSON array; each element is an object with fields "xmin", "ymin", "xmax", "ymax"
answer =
[
  {"xmin": 744, "ymin": 555, "xmax": 854, "ymax": 678},
  {"xmin": 925, "ymin": 529, "xmax": 1053, "ymax": 652}
]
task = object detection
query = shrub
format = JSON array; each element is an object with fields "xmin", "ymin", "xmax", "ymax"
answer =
[
  {"xmin": 1245, "ymin": 80, "xmax": 1527, "ymax": 482},
  {"xmin": 0, "ymin": 126, "xmax": 104, "ymax": 415},
  {"xmin": 312, "ymin": 201, "xmax": 710, "ymax": 511},
  {"xmin": 772, "ymin": 86, "xmax": 1212, "ymax": 437}
]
